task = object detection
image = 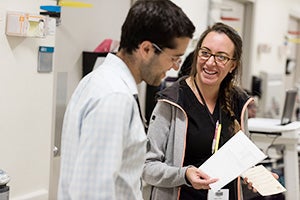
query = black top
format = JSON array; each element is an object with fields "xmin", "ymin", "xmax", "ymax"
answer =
[
  {"xmin": 178, "ymin": 79, "xmax": 237, "ymax": 200},
  {"xmin": 156, "ymin": 77, "xmax": 250, "ymax": 200}
]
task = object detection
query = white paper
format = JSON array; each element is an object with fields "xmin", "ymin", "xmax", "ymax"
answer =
[
  {"xmin": 198, "ymin": 130, "xmax": 267, "ymax": 191},
  {"xmin": 241, "ymin": 165, "xmax": 286, "ymax": 196}
]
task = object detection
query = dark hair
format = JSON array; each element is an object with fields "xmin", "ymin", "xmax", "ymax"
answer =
[
  {"xmin": 178, "ymin": 50, "xmax": 195, "ymax": 78},
  {"xmin": 119, "ymin": 0, "xmax": 195, "ymax": 53},
  {"xmin": 190, "ymin": 22, "xmax": 243, "ymax": 133}
]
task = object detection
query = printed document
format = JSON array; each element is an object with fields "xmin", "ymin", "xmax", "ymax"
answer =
[{"xmin": 198, "ymin": 130, "xmax": 267, "ymax": 191}]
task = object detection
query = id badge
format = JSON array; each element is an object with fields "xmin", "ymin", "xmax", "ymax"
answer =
[{"xmin": 207, "ymin": 189, "xmax": 229, "ymax": 200}]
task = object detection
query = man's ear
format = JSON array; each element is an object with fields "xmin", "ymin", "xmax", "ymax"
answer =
[{"xmin": 138, "ymin": 41, "xmax": 153, "ymax": 58}]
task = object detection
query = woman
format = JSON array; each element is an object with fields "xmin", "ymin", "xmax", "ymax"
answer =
[{"xmin": 142, "ymin": 22, "xmax": 255, "ymax": 200}]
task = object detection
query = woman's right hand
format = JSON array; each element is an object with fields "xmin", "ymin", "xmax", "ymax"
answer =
[{"xmin": 185, "ymin": 166, "xmax": 218, "ymax": 190}]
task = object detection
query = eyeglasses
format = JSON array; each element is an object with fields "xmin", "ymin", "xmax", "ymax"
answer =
[
  {"xmin": 198, "ymin": 48, "xmax": 235, "ymax": 65},
  {"xmin": 152, "ymin": 43, "xmax": 182, "ymax": 67}
]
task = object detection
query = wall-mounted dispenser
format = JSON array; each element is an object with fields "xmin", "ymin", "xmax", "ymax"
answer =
[{"xmin": 6, "ymin": 11, "xmax": 47, "ymax": 37}]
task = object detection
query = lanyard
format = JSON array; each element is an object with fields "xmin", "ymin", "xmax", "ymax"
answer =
[
  {"xmin": 193, "ymin": 78, "xmax": 221, "ymax": 125},
  {"xmin": 193, "ymin": 78, "xmax": 222, "ymax": 153}
]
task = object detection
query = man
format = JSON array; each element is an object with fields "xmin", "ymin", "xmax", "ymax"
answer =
[{"xmin": 57, "ymin": 0, "xmax": 195, "ymax": 199}]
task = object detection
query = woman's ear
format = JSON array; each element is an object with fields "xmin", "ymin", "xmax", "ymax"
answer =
[{"xmin": 229, "ymin": 62, "xmax": 237, "ymax": 73}]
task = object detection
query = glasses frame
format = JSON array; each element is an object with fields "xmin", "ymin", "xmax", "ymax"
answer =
[
  {"xmin": 198, "ymin": 48, "xmax": 235, "ymax": 65},
  {"xmin": 152, "ymin": 43, "xmax": 182, "ymax": 67}
]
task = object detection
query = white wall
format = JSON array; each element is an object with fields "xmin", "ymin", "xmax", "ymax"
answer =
[
  {"xmin": 173, "ymin": 0, "xmax": 209, "ymax": 39},
  {"xmin": 251, "ymin": 1, "xmax": 287, "ymax": 75},
  {"xmin": 251, "ymin": 0, "xmax": 300, "ymax": 82},
  {"xmin": 54, "ymin": 0, "xmax": 131, "ymax": 100},
  {"xmin": 0, "ymin": 0, "xmax": 56, "ymax": 199}
]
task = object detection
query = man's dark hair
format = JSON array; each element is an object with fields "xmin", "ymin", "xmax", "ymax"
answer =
[{"xmin": 119, "ymin": 0, "xmax": 195, "ymax": 53}]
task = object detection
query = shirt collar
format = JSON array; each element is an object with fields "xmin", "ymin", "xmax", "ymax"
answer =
[{"xmin": 103, "ymin": 53, "xmax": 139, "ymax": 95}]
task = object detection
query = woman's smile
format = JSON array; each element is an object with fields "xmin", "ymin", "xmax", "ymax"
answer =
[{"xmin": 203, "ymin": 67, "xmax": 218, "ymax": 75}]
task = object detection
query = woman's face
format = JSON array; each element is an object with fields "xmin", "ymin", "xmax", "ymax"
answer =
[{"xmin": 196, "ymin": 31, "xmax": 236, "ymax": 88}]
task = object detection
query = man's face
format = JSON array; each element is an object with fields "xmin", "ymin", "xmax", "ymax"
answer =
[{"xmin": 141, "ymin": 37, "xmax": 191, "ymax": 86}]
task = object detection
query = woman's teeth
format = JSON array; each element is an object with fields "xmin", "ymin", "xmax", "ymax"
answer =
[{"xmin": 204, "ymin": 68, "xmax": 217, "ymax": 75}]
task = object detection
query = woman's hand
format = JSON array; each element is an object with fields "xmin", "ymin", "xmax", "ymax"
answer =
[
  {"xmin": 243, "ymin": 172, "xmax": 279, "ymax": 192},
  {"xmin": 185, "ymin": 166, "xmax": 218, "ymax": 190}
]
